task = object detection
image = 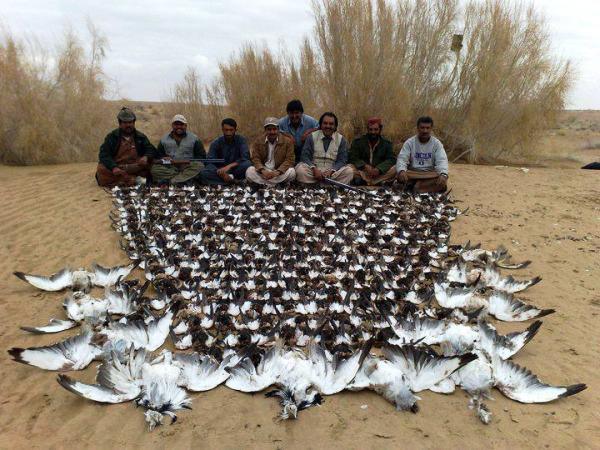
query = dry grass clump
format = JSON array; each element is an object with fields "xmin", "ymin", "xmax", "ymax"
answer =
[
  {"xmin": 168, "ymin": 67, "xmax": 224, "ymax": 142},
  {"xmin": 0, "ymin": 24, "xmax": 112, "ymax": 165},
  {"xmin": 209, "ymin": 0, "xmax": 572, "ymax": 163}
]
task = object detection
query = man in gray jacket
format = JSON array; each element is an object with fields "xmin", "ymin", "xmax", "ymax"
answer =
[
  {"xmin": 151, "ymin": 114, "xmax": 206, "ymax": 184},
  {"xmin": 396, "ymin": 116, "xmax": 449, "ymax": 193}
]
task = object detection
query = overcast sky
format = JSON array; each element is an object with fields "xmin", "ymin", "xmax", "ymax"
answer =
[{"xmin": 1, "ymin": 0, "xmax": 598, "ymax": 109}]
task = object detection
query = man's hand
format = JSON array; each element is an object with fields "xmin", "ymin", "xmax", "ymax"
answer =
[
  {"xmin": 436, "ymin": 174, "xmax": 448, "ymax": 189},
  {"xmin": 313, "ymin": 167, "xmax": 324, "ymax": 181},
  {"xmin": 397, "ymin": 170, "xmax": 408, "ymax": 183},
  {"xmin": 322, "ymin": 169, "xmax": 335, "ymax": 178},
  {"xmin": 139, "ymin": 156, "xmax": 148, "ymax": 166},
  {"xmin": 112, "ymin": 167, "xmax": 128, "ymax": 177},
  {"xmin": 217, "ymin": 164, "xmax": 233, "ymax": 180},
  {"xmin": 262, "ymin": 169, "xmax": 277, "ymax": 180},
  {"xmin": 365, "ymin": 165, "xmax": 380, "ymax": 178}
]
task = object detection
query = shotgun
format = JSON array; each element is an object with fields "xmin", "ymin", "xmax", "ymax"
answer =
[
  {"xmin": 323, "ymin": 177, "xmax": 380, "ymax": 198},
  {"xmin": 154, "ymin": 158, "xmax": 225, "ymax": 165}
]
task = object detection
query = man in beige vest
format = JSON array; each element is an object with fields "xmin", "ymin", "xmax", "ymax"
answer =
[
  {"xmin": 295, "ymin": 112, "xmax": 354, "ymax": 184},
  {"xmin": 246, "ymin": 117, "xmax": 296, "ymax": 185}
]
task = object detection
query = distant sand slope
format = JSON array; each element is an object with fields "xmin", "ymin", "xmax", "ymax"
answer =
[{"xmin": 0, "ymin": 163, "xmax": 598, "ymax": 449}]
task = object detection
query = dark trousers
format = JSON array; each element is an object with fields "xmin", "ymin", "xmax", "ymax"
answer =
[{"xmin": 200, "ymin": 161, "xmax": 252, "ymax": 185}]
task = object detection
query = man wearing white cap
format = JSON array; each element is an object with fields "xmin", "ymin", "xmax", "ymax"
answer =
[
  {"xmin": 246, "ymin": 117, "xmax": 296, "ymax": 186},
  {"xmin": 151, "ymin": 114, "xmax": 207, "ymax": 184}
]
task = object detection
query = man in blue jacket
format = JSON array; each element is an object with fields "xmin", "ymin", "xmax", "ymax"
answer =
[{"xmin": 200, "ymin": 118, "xmax": 251, "ymax": 185}]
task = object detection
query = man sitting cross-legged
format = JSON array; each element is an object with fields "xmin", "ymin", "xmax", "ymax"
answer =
[
  {"xmin": 349, "ymin": 117, "xmax": 396, "ymax": 186},
  {"xmin": 295, "ymin": 112, "xmax": 353, "ymax": 185},
  {"xmin": 151, "ymin": 114, "xmax": 207, "ymax": 185},
  {"xmin": 95, "ymin": 107, "xmax": 155, "ymax": 187},
  {"xmin": 200, "ymin": 118, "xmax": 251, "ymax": 185},
  {"xmin": 246, "ymin": 117, "xmax": 296, "ymax": 186},
  {"xmin": 396, "ymin": 116, "xmax": 449, "ymax": 193}
]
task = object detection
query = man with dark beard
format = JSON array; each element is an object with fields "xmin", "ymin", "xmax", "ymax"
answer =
[
  {"xmin": 96, "ymin": 107, "xmax": 155, "ymax": 187},
  {"xmin": 200, "ymin": 118, "xmax": 251, "ymax": 185},
  {"xmin": 151, "ymin": 114, "xmax": 206, "ymax": 185},
  {"xmin": 348, "ymin": 117, "xmax": 396, "ymax": 185}
]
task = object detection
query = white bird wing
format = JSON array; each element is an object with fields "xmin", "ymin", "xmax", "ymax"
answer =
[
  {"xmin": 8, "ymin": 332, "xmax": 101, "ymax": 371},
  {"xmin": 309, "ymin": 341, "xmax": 372, "ymax": 395},
  {"xmin": 57, "ymin": 347, "xmax": 144, "ymax": 403},
  {"xmin": 429, "ymin": 377, "xmax": 456, "ymax": 394},
  {"xmin": 92, "ymin": 262, "xmax": 137, "ymax": 287},
  {"xmin": 225, "ymin": 347, "xmax": 282, "ymax": 392},
  {"xmin": 57, "ymin": 374, "xmax": 139, "ymax": 403},
  {"xmin": 105, "ymin": 288, "xmax": 135, "ymax": 316},
  {"xmin": 493, "ymin": 358, "xmax": 586, "ymax": 403},
  {"xmin": 20, "ymin": 319, "xmax": 79, "ymax": 334},
  {"xmin": 487, "ymin": 291, "xmax": 554, "ymax": 322},
  {"xmin": 477, "ymin": 320, "xmax": 542, "ymax": 360},
  {"xmin": 14, "ymin": 268, "xmax": 72, "ymax": 291},
  {"xmin": 434, "ymin": 283, "xmax": 479, "ymax": 309},
  {"xmin": 98, "ymin": 320, "xmax": 149, "ymax": 351},
  {"xmin": 174, "ymin": 353, "xmax": 230, "ymax": 391},
  {"xmin": 484, "ymin": 267, "xmax": 541, "ymax": 293},
  {"xmin": 388, "ymin": 315, "xmax": 447, "ymax": 346},
  {"xmin": 383, "ymin": 345, "xmax": 478, "ymax": 392},
  {"xmin": 146, "ymin": 307, "xmax": 177, "ymax": 351}
]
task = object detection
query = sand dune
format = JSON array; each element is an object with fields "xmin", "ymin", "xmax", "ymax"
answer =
[{"xmin": 0, "ymin": 162, "xmax": 598, "ymax": 449}]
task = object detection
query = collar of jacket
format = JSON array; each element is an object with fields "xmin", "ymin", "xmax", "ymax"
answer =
[{"xmin": 111, "ymin": 128, "xmax": 146, "ymax": 140}]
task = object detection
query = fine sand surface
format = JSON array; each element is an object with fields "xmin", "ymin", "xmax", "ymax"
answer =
[{"xmin": 0, "ymin": 162, "xmax": 598, "ymax": 449}]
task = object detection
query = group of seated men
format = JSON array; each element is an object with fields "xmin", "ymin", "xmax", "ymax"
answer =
[{"xmin": 96, "ymin": 100, "xmax": 449, "ymax": 193}]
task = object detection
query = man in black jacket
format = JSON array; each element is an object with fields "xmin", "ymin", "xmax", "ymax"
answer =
[{"xmin": 95, "ymin": 107, "xmax": 156, "ymax": 187}]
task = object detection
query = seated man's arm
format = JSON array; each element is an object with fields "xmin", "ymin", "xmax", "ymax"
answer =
[
  {"xmin": 375, "ymin": 141, "xmax": 396, "ymax": 174},
  {"xmin": 250, "ymin": 141, "xmax": 266, "ymax": 173},
  {"xmin": 276, "ymin": 137, "xmax": 295, "ymax": 174},
  {"xmin": 141, "ymin": 135, "xmax": 156, "ymax": 159},
  {"xmin": 236, "ymin": 138, "xmax": 250, "ymax": 165},
  {"xmin": 98, "ymin": 135, "xmax": 117, "ymax": 171},
  {"xmin": 332, "ymin": 138, "xmax": 349, "ymax": 172},
  {"xmin": 155, "ymin": 141, "xmax": 167, "ymax": 159},
  {"xmin": 395, "ymin": 141, "xmax": 411, "ymax": 174},
  {"xmin": 300, "ymin": 135, "xmax": 315, "ymax": 166},
  {"xmin": 434, "ymin": 140, "xmax": 449, "ymax": 177},
  {"xmin": 349, "ymin": 139, "xmax": 367, "ymax": 169},
  {"xmin": 193, "ymin": 140, "xmax": 207, "ymax": 159}
]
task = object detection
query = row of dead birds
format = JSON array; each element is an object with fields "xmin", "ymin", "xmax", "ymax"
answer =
[{"xmin": 7, "ymin": 184, "xmax": 586, "ymax": 430}]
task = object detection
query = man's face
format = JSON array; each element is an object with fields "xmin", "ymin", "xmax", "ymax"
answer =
[
  {"xmin": 172, "ymin": 121, "xmax": 187, "ymax": 136},
  {"xmin": 367, "ymin": 124, "xmax": 382, "ymax": 140},
  {"xmin": 288, "ymin": 110, "xmax": 302, "ymax": 126},
  {"xmin": 417, "ymin": 122, "xmax": 432, "ymax": 141},
  {"xmin": 222, "ymin": 124, "xmax": 236, "ymax": 139},
  {"xmin": 119, "ymin": 120, "xmax": 135, "ymax": 135},
  {"xmin": 265, "ymin": 125, "xmax": 279, "ymax": 142},
  {"xmin": 320, "ymin": 116, "xmax": 336, "ymax": 137}
]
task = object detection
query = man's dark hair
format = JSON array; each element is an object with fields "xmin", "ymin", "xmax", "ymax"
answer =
[
  {"xmin": 286, "ymin": 99, "xmax": 304, "ymax": 113},
  {"xmin": 221, "ymin": 118, "xmax": 237, "ymax": 128},
  {"xmin": 319, "ymin": 112, "xmax": 338, "ymax": 129},
  {"xmin": 417, "ymin": 116, "xmax": 434, "ymax": 127}
]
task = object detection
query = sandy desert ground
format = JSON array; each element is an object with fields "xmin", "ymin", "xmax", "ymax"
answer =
[{"xmin": 0, "ymin": 161, "xmax": 598, "ymax": 449}]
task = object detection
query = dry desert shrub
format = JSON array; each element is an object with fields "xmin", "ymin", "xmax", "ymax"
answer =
[
  {"xmin": 0, "ymin": 24, "xmax": 112, "ymax": 165},
  {"xmin": 168, "ymin": 67, "xmax": 224, "ymax": 142},
  {"xmin": 211, "ymin": 0, "xmax": 571, "ymax": 163}
]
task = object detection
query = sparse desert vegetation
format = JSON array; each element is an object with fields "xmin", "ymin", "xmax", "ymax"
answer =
[{"xmin": 1, "ymin": 0, "xmax": 597, "ymax": 168}]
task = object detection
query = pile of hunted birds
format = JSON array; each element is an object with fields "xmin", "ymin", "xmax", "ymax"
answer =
[{"xmin": 9, "ymin": 184, "xmax": 586, "ymax": 430}]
